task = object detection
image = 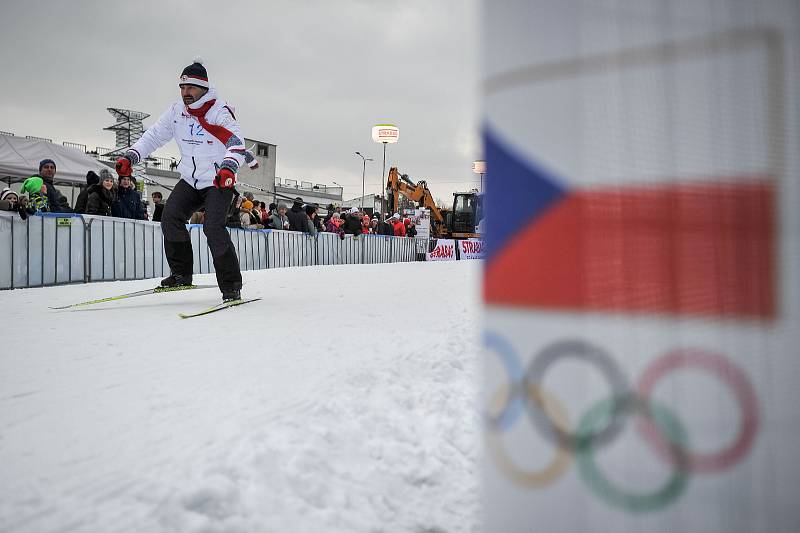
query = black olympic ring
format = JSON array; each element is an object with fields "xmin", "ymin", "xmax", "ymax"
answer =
[{"xmin": 523, "ymin": 339, "xmax": 631, "ymax": 451}]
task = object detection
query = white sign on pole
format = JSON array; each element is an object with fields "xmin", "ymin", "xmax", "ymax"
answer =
[
  {"xmin": 371, "ymin": 124, "xmax": 399, "ymax": 144},
  {"xmin": 413, "ymin": 208, "xmax": 431, "ymax": 240}
]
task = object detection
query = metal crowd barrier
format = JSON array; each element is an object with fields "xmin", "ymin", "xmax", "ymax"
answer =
[
  {"xmin": 0, "ymin": 213, "xmax": 85, "ymax": 289},
  {"xmin": 0, "ymin": 212, "xmax": 431, "ymax": 289},
  {"xmin": 87, "ymin": 216, "xmax": 169, "ymax": 282}
]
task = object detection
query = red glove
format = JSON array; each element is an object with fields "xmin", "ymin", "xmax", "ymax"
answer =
[
  {"xmin": 116, "ymin": 157, "xmax": 133, "ymax": 177},
  {"xmin": 214, "ymin": 167, "xmax": 236, "ymax": 189}
]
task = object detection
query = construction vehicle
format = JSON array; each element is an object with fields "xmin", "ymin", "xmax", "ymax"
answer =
[{"xmin": 386, "ymin": 167, "xmax": 481, "ymax": 239}]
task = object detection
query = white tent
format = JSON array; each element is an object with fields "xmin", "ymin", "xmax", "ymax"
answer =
[{"xmin": 0, "ymin": 135, "xmax": 113, "ymax": 185}]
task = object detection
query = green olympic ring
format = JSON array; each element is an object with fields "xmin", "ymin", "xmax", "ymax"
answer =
[{"xmin": 575, "ymin": 394, "xmax": 689, "ymax": 513}]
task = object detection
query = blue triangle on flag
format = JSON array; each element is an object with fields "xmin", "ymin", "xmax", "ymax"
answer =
[{"xmin": 484, "ymin": 126, "xmax": 567, "ymax": 262}]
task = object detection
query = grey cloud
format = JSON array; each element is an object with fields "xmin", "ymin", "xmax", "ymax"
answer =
[{"xmin": 0, "ymin": 0, "xmax": 480, "ymax": 200}]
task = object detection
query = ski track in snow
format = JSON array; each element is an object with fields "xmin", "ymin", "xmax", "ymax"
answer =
[{"xmin": 0, "ymin": 261, "xmax": 482, "ymax": 533}]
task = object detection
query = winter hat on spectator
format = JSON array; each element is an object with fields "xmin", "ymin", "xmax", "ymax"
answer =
[
  {"xmin": 179, "ymin": 57, "xmax": 209, "ymax": 89},
  {"xmin": 349, "ymin": 207, "xmax": 359, "ymax": 214},
  {"xmin": 332, "ymin": 212, "xmax": 340, "ymax": 219},
  {"xmin": 392, "ymin": 213, "xmax": 400, "ymax": 220},
  {"xmin": 39, "ymin": 159, "xmax": 56, "ymax": 172},
  {"xmin": 22, "ymin": 176, "xmax": 44, "ymax": 196},
  {"xmin": 98, "ymin": 168, "xmax": 113, "ymax": 182},
  {"xmin": 1, "ymin": 187, "xmax": 18, "ymax": 202},
  {"xmin": 85, "ymin": 170, "xmax": 100, "ymax": 186},
  {"xmin": 243, "ymin": 191, "xmax": 254, "ymax": 201},
  {"xmin": 404, "ymin": 218, "xmax": 411, "ymax": 226},
  {"xmin": 241, "ymin": 199, "xmax": 254, "ymax": 211}
]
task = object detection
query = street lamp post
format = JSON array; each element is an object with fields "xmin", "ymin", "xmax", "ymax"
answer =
[
  {"xmin": 372, "ymin": 124, "xmax": 399, "ymax": 215},
  {"xmin": 472, "ymin": 160, "xmax": 486, "ymax": 191},
  {"xmin": 355, "ymin": 152, "xmax": 373, "ymax": 211},
  {"xmin": 332, "ymin": 181, "xmax": 344, "ymax": 210}
]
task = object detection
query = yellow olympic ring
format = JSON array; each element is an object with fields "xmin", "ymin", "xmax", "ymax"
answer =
[{"xmin": 486, "ymin": 384, "xmax": 571, "ymax": 487}]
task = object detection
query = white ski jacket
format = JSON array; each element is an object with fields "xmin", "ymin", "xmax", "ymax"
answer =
[{"xmin": 126, "ymin": 87, "xmax": 248, "ymax": 190}]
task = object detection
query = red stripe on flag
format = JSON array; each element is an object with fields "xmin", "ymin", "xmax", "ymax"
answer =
[{"xmin": 484, "ymin": 180, "xmax": 775, "ymax": 319}]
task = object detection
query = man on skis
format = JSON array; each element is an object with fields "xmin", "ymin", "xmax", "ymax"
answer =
[{"xmin": 115, "ymin": 58, "xmax": 257, "ymax": 302}]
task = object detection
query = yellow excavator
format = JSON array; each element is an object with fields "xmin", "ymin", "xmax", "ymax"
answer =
[{"xmin": 385, "ymin": 167, "xmax": 481, "ymax": 239}]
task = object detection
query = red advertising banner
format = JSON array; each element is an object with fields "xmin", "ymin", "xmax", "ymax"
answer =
[{"xmin": 426, "ymin": 239, "xmax": 456, "ymax": 261}]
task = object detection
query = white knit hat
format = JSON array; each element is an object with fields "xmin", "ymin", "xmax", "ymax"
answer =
[{"xmin": 1, "ymin": 187, "xmax": 18, "ymax": 202}]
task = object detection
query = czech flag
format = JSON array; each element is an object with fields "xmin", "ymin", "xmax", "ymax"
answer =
[{"xmin": 483, "ymin": 129, "xmax": 775, "ymax": 319}]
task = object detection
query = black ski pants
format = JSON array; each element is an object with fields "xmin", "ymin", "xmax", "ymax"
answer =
[{"xmin": 161, "ymin": 179, "xmax": 242, "ymax": 292}]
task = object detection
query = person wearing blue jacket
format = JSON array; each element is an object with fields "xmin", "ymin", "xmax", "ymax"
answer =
[{"xmin": 111, "ymin": 175, "xmax": 146, "ymax": 220}]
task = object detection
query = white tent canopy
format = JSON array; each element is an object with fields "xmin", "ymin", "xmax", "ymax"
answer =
[{"xmin": 0, "ymin": 135, "xmax": 114, "ymax": 185}]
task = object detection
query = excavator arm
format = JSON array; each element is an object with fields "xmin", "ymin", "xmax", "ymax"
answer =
[{"xmin": 386, "ymin": 167, "xmax": 445, "ymax": 231}]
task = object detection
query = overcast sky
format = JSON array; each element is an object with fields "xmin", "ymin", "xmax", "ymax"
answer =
[{"xmin": 0, "ymin": 0, "xmax": 480, "ymax": 203}]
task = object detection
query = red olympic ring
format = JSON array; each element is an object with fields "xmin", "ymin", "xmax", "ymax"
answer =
[{"xmin": 636, "ymin": 349, "xmax": 759, "ymax": 473}]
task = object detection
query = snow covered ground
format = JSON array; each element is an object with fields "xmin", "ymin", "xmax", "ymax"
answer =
[{"xmin": 0, "ymin": 261, "xmax": 482, "ymax": 533}]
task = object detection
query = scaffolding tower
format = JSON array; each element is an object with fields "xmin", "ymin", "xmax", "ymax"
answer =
[
  {"xmin": 104, "ymin": 108, "xmax": 151, "ymax": 211},
  {"xmin": 104, "ymin": 108, "xmax": 149, "ymax": 156}
]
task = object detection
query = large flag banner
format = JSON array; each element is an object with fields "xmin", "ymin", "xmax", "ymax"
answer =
[{"xmin": 481, "ymin": 2, "xmax": 800, "ymax": 532}]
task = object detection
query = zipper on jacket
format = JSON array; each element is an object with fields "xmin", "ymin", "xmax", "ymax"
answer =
[{"xmin": 191, "ymin": 156, "xmax": 198, "ymax": 188}]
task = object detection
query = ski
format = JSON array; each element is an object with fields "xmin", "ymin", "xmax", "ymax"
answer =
[
  {"xmin": 178, "ymin": 298, "xmax": 261, "ymax": 319},
  {"xmin": 50, "ymin": 284, "xmax": 218, "ymax": 310}
]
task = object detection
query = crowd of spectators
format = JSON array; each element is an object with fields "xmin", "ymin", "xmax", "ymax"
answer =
[
  {"xmin": 218, "ymin": 194, "xmax": 418, "ymax": 239},
  {"xmin": 0, "ymin": 158, "xmax": 152, "ymax": 221},
  {"xmin": 2, "ymin": 159, "xmax": 421, "ymax": 241}
]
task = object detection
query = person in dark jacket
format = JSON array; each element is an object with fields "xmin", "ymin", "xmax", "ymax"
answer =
[
  {"xmin": 323, "ymin": 204, "xmax": 338, "ymax": 225},
  {"xmin": 86, "ymin": 173, "xmax": 115, "ymax": 216},
  {"xmin": 304, "ymin": 204, "xmax": 318, "ymax": 236},
  {"xmin": 376, "ymin": 213, "xmax": 394, "ymax": 236},
  {"xmin": 342, "ymin": 207, "xmax": 363, "ymax": 235},
  {"xmin": 0, "ymin": 188, "xmax": 30, "ymax": 219},
  {"xmin": 405, "ymin": 218, "xmax": 417, "ymax": 238},
  {"xmin": 225, "ymin": 192, "xmax": 243, "ymax": 228},
  {"xmin": 286, "ymin": 197, "xmax": 307, "ymax": 232},
  {"xmin": 151, "ymin": 191, "xmax": 165, "ymax": 222},
  {"xmin": 74, "ymin": 170, "xmax": 103, "ymax": 214},
  {"xmin": 0, "ymin": 188, "xmax": 19, "ymax": 211},
  {"xmin": 262, "ymin": 202, "xmax": 277, "ymax": 229},
  {"xmin": 37, "ymin": 159, "xmax": 72, "ymax": 213},
  {"xmin": 311, "ymin": 203, "xmax": 324, "ymax": 233},
  {"xmin": 111, "ymin": 175, "xmax": 146, "ymax": 219}
]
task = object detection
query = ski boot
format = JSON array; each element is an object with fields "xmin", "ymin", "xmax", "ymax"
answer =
[
  {"xmin": 221, "ymin": 288, "xmax": 241, "ymax": 302},
  {"xmin": 161, "ymin": 274, "xmax": 193, "ymax": 288}
]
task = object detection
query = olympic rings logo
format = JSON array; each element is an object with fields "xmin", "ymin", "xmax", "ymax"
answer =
[{"xmin": 484, "ymin": 334, "xmax": 759, "ymax": 513}]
